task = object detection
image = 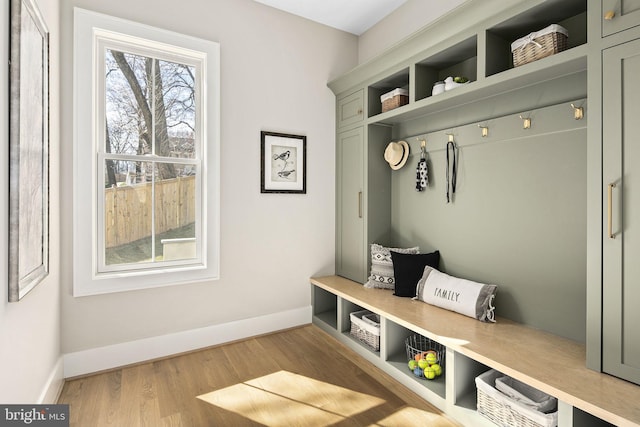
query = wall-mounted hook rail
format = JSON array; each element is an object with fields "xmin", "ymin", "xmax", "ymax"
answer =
[
  {"xmin": 571, "ymin": 103, "xmax": 584, "ymax": 120},
  {"xmin": 399, "ymin": 97, "xmax": 585, "ymax": 151}
]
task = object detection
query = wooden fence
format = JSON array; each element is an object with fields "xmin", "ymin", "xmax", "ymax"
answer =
[{"xmin": 104, "ymin": 175, "xmax": 195, "ymax": 248}]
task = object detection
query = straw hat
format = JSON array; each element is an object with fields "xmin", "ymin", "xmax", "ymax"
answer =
[{"xmin": 384, "ymin": 141, "xmax": 410, "ymax": 170}]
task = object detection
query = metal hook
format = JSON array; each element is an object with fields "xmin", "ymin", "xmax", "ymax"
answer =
[
  {"xmin": 417, "ymin": 138, "xmax": 427, "ymax": 159},
  {"xmin": 478, "ymin": 124, "xmax": 489, "ymax": 137},
  {"xmin": 446, "ymin": 133, "xmax": 454, "ymax": 142},
  {"xmin": 519, "ymin": 115, "xmax": 532, "ymax": 129},
  {"xmin": 571, "ymin": 103, "xmax": 584, "ymax": 120}
]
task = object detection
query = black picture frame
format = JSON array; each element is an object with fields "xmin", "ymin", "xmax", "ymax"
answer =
[
  {"xmin": 8, "ymin": 0, "xmax": 50, "ymax": 302},
  {"xmin": 260, "ymin": 131, "xmax": 306, "ymax": 194}
]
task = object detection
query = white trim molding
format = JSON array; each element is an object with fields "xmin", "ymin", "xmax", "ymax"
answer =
[
  {"xmin": 63, "ymin": 306, "xmax": 312, "ymax": 378},
  {"xmin": 38, "ymin": 357, "xmax": 65, "ymax": 404}
]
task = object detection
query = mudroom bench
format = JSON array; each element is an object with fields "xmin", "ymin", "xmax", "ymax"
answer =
[{"xmin": 311, "ymin": 275, "xmax": 640, "ymax": 427}]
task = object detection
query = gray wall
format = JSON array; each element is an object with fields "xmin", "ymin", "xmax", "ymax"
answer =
[
  {"xmin": 58, "ymin": 0, "xmax": 357, "ymax": 353},
  {"xmin": 388, "ymin": 101, "xmax": 587, "ymax": 342}
]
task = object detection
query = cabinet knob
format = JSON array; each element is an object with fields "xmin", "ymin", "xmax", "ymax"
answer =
[{"xmin": 604, "ymin": 10, "xmax": 615, "ymax": 20}]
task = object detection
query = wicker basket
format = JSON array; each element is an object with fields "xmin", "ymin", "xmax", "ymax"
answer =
[
  {"xmin": 476, "ymin": 370, "xmax": 558, "ymax": 427},
  {"xmin": 381, "ymin": 88, "xmax": 409, "ymax": 112},
  {"xmin": 405, "ymin": 334, "xmax": 446, "ymax": 370},
  {"xmin": 511, "ymin": 24, "xmax": 568, "ymax": 67},
  {"xmin": 349, "ymin": 310, "xmax": 380, "ymax": 351}
]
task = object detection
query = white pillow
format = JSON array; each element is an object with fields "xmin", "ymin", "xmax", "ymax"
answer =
[{"xmin": 414, "ymin": 266, "xmax": 497, "ymax": 322}]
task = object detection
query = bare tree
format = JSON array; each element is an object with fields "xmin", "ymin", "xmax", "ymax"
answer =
[{"xmin": 111, "ymin": 52, "xmax": 175, "ymax": 179}]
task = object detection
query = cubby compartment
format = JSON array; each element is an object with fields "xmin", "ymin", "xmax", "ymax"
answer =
[
  {"xmin": 384, "ymin": 320, "xmax": 446, "ymax": 399},
  {"xmin": 414, "ymin": 35, "xmax": 477, "ymax": 102},
  {"xmin": 572, "ymin": 408, "xmax": 616, "ymax": 427},
  {"xmin": 485, "ymin": 0, "xmax": 587, "ymax": 77},
  {"xmin": 340, "ymin": 299, "xmax": 380, "ymax": 356},
  {"xmin": 367, "ymin": 68, "xmax": 409, "ymax": 117},
  {"xmin": 452, "ymin": 352, "xmax": 490, "ymax": 412},
  {"xmin": 312, "ymin": 285, "xmax": 337, "ymax": 330}
]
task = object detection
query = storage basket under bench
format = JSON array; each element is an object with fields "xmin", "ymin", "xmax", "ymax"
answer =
[
  {"xmin": 476, "ymin": 369, "xmax": 558, "ymax": 427},
  {"xmin": 349, "ymin": 310, "xmax": 380, "ymax": 351}
]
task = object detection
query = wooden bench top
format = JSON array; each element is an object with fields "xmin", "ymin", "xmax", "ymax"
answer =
[{"xmin": 311, "ymin": 275, "xmax": 640, "ymax": 427}]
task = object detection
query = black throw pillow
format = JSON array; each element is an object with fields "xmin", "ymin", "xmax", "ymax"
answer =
[{"xmin": 390, "ymin": 250, "xmax": 440, "ymax": 297}]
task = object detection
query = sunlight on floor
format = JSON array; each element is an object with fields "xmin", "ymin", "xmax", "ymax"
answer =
[
  {"xmin": 197, "ymin": 370, "xmax": 454, "ymax": 426},
  {"xmin": 375, "ymin": 406, "xmax": 457, "ymax": 426}
]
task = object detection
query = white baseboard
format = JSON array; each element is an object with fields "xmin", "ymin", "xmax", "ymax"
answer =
[
  {"xmin": 63, "ymin": 306, "xmax": 312, "ymax": 378},
  {"xmin": 38, "ymin": 356, "xmax": 65, "ymax": 404}
]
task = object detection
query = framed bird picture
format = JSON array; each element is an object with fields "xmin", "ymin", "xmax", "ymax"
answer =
[{"xmin": 260, "ymin": 131, "xmax": 306, "ymax": 194}]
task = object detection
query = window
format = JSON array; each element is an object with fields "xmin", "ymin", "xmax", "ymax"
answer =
[{"xmin": 73, "ymin": 8, "xmax": 220, "ymax": 295}]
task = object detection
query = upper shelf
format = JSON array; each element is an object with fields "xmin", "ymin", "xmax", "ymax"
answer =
[
  {"xmin": 368, "ymin": 44, "xmax": 587, "ymax": 126},
  {"xmin": 330, "ymin": 0, "xmax": 588, "ymax": 128}
]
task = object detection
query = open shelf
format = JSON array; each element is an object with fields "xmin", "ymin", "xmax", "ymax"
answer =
[
  {"xmin": 340, "ymin": 299, "xmax": 381, "ymax": 356},
  {"xmin": 384, "ymin": 319, "xmax": 446, "ymax": 399},
  {"xmin": 485, "ymin": 0, "xmax": 587, "ymax": 77},
  {"xmin": 367, "ymin": 43, "xmax": 587, "ymax": 126},
  {"xmin": 452, "ymin": 352, "xmax": 491, "ymax": 411},
  {"xmin": 573, "ymin": 408, "xmax": 616, "ymax": 427},
  {"xmin": 312, "ymin": 285, "xmax": 337, "ymax": 331},
  {"xmin": 367, "ymin": 68, "xmax": 409, "ymax": 118},
  {"xmin": 415, "ymin": 35, "xmax": 477, "ymax": 102},
  {"xmin": 360, "ymin": 0, "xmax": 587, "ymax": 127},
  {"xmin": 343, "ymin": 329, "xmax": 380, "ymax": 357}
]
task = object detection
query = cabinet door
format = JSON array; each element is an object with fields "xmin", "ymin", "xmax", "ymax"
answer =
[
  {"xmin": 602, "ymin": 38, "xmax": 640, "ymax": 385},
  {"xmin": 337, "ymin": 90, "xmax": 364, "ymax": 129},
  {"xmin": 336, "ymin": 127, "xmax": 365, "ymax": 283},
  {"xmin": 602, "ymin": 0, "xmax": 640, "ymax": 37}
]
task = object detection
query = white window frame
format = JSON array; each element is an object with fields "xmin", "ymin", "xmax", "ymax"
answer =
[{"xmin": 73, "ymin": 8, "xmax": 220, "ymax": 296}]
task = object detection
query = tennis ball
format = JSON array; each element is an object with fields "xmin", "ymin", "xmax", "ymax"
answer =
[
  {"xmin": 413, "ymin": 367, "xmax": 423, "ymax": 378},
  {"xmin": 425, "ymin": 351, "xmax": 437, "ymax": 365},
  {"xmin": 431, "ymin": 363, "xmax": 442, "ymax": 376},
  {"xmin": 423, "ymin": 366, "xmax": 436, "ymax": 380},
  {"xmin": 418, "ymin": 358, "xmax": 429, "ymax": 370},
  {"xmin": 414, "ymin": 353, "xmax": 423, "ymax": 361},
  {"xmin": 408, "ymin": 360, "xmax": 418, "ymax": 370}
]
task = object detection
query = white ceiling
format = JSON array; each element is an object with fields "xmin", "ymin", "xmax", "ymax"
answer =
[{"xmin": 253, "ymin": 0, "xmax": 409, "ymax": 35}]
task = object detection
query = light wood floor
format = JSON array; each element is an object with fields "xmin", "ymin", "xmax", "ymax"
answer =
[{"xmin": 58, "ymin": 325, "xmax": 459, "ymax": 426}]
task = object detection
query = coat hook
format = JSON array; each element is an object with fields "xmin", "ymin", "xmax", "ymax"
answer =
[
  {"xmin": 446, "ymin": 133, "xmax": 454, "ymax": 142},
  {"xmin": 418, "ymin": 138, "xmax": 427, "ymax": 159},
  {"xmin": 478, "ymin": 124, "xmax": 489, "ymax": 137},
  {"xmin": 571, "ymin": 103, "xmax": 584, "ymax": 120},
  {"xmin": 519, "ymin": 115, "xmax": 532, "ymax": 129}
]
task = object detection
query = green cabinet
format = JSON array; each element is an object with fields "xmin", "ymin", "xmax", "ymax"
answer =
[
  {"xmin": 602, "ymin": 0, "xmax": 640, "ymax": 37},
  {"xmin": 337, "ymin": 90, "xmax": 364, "ymax": 129},
  {"xmin": 602, "ymin": 37, "xmax": 640, "ymax": 385},
  {"xmin": 336, "ymin": 127, "xmax": 365, "ymax": 282}
]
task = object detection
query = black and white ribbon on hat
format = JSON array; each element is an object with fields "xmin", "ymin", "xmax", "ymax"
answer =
[{"xmin": 446, "ymin": 137, "xmax": 457, "ymax": 203}]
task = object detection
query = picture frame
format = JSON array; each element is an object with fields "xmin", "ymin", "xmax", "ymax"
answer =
[
  {"xmin": 261, "ymin": 131, "xmax": 306, "ymax": 194},
  {"xmin": 8, "ymin": 0, "xmax": 50, "ymax": 302}
]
